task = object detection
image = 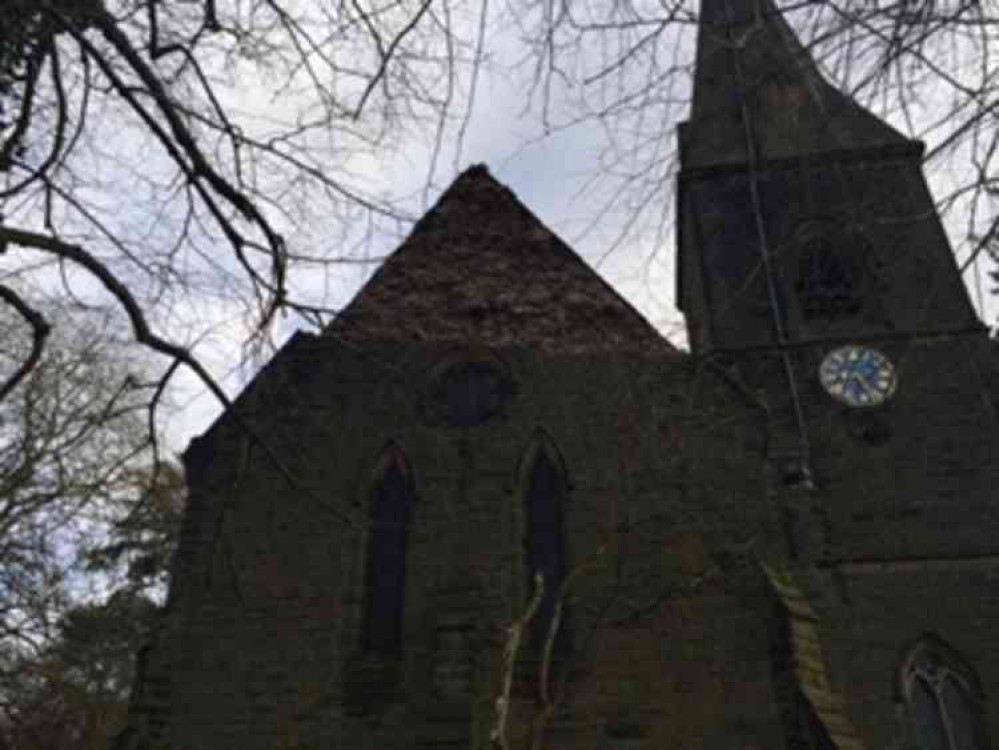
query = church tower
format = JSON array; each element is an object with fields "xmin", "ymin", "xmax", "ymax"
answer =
[
  {"xmin": 678, "ymin": 0, "xmax": 980, "ymax": 353},
  {"xmin": 678, "ymin": 0, "xmax": 997, "ymax": 554},
  {"xmin": 118, "ymin": 2, "xmax": 999, "ymax": 750},
  {"xmin": 678, "ymin": 3, "xmax": 999, "ymax": 749}
]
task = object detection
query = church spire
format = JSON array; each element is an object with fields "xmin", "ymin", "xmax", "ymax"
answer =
[
  {"xmin": 676, "ymin": 0, "xmax": 979, "ymax": 356},
  {"xmin": 684, "ymin": 0, "xmax": 913, "ymax": 169}
]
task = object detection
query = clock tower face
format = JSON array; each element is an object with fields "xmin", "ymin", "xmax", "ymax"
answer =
[{"xmin": 819, "ymin": 345, "xmax": 897, "ymax": 407}]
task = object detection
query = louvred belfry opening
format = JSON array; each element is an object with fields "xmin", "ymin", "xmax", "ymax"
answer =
[{"xmin": 797, "ymin": 237, "xmax": 862, "ymax": 320}]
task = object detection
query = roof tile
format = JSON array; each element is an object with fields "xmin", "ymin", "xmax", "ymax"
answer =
[{"xmin": 325, "ymin": 165, "xmax": 673, "ymax": 356}]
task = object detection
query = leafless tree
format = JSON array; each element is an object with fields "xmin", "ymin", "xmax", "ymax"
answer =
[
  {"xmin": 0, "ymin": 301, "xmax": 189, "ymax": 750},
  {"xmin": 0, "ymin": 591, "xmax": 159, "ymax": 750},
  {"xmin": 504, "ymin": 0, "xmax": 998, "ymax": 307},
  {"xmin": 0, "ymin": 0, "xmax": 477, "ymax": 428},
  {"xmin": 2, "ymin": 0, "xmax": 996, "ymax": 438},
  {"xmin": 0, "ymin": 5, "xmax": 477, "ymax": 705},
  {"xmin": 0, "ymin": 459, "xmax": 181, "ymax": 750},
  {"xmin": 0, "ymin": 304, "xmax": 179, "ymax": 749},
  {"xmin": 0, "ymin": 305, "xmax": 149, "ymax": 657}
]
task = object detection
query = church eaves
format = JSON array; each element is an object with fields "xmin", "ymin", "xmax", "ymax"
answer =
[
  {"xmin": 682, "ymin": 0, "xmax": 917, "ymax": 169},
  {"xmin": 325, "ymin": 165, "xmax": 672, "ymax": 355}
]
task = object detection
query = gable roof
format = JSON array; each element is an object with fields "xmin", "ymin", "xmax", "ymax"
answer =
[
  {"xmin": 325, "ymin": 165, "xmax": 673, "ymax": 355},
  {"xmin": 682, "ymin": 0, "xmax": 917, "ymax": 169}
]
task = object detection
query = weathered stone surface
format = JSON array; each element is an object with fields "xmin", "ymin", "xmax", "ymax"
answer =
[{"xmin": 118, "ymin": 0, "xmax": 999, "ymax": 748}]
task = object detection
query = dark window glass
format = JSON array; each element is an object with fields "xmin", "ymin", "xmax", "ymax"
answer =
[
  {"xmin": 942, "ymin": 676, "xmax": 979, "ymax": 750},
  {"xmin": 797, "ymin": 237, "xmax": 862, "ymax": 320},
  {"xmin": 905, "ymin": 643, "xmax": 986, "ymax": 750},
  {"xmin": 429, "ymin": 362, "xmax": 512, "ymax": 427},
  {"xmin": 525, "ymin": 451, "xmax": 567, "ymax": 654},
  {"xmin": 912, "ymin": 676, "xmax": 949, "ymax": 750},
  {"xmin": 364, "ymin": 461, "xmax": 413, "ymax": 655}
]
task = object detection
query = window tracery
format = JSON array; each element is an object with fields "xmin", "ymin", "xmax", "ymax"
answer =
[
  {"xmin": 902, "ymin": 638, "xmax": 986, "ymax": 750},
  {"xmin": 796, "ymin": 235, "xmax": 863, "ymax": 320}
]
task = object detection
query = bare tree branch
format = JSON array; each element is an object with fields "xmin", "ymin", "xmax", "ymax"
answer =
[{"xmin": 0, "ymin": 285, "xmax": 50, "ymax": 402}]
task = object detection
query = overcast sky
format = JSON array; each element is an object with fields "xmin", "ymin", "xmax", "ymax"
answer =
[{"xmin": 157, "ymin": 2, "xmax": 997, "ymax": 455}]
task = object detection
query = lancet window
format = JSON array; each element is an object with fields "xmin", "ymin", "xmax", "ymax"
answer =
[
  {"xmin": 363, "ymin": 448, "xmax": 414, "ymax": 656},
  {"xmin": 902, "ymin": 638, "xmax": 986, "ymax": 750},
  {"xmin": 523, "ymin": 438, "xmax": 568, "ymax": 657}
]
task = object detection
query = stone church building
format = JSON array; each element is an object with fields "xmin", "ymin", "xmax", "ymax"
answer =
[{"xmin": 119, "ymin": 0, "xmax": 999, "ymax": 748}]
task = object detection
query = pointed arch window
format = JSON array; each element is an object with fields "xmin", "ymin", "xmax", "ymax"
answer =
[
  {"xmin": 796, "ymin": 235, "xmax": 863, "ymax": 320},
  {"xmin": 902, "ymin": 638, "xmax": 987, "ymax": 750},
  {"xmin": 523, "ymin": 439, "xmax": 568, "ymax": 656},
  {"xmin": 363, "ymin": 448, "xmax": 414, "ymax": 656}
]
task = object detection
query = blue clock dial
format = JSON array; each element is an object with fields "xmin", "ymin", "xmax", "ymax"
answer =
[{"xmin": 819, "ymin": 346, "xmax": 897, "ymax": 407}]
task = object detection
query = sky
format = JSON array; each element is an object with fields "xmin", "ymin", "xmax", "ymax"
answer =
[
  {"xmin": 158, "ymin": 12, "xmax": 690, "ymax": 451},
  {"xmin": 21, "ymin": 0, "xmax": 986, "ymax": 456}
]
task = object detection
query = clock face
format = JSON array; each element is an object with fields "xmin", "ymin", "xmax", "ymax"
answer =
[{"xmin": 819, "ymin": 345, "xmax": 897, "ymax": 407}]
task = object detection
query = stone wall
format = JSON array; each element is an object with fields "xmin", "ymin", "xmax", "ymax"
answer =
[
  {"xmin": 119, "ymin": 335, "xmax": 788, "ymax": 750},
  {"xmin": 118, "ymin": 332, "xmax": 999, "ymax": 750}
]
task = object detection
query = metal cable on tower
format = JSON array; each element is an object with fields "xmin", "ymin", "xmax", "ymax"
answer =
[{"xmin": 722, "ymin": 0, "xmax": 814, "ymax": 489}]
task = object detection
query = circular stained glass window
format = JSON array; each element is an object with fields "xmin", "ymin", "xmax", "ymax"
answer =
[
  {"xmin": 425, "ymin": 361, "xmax": 512, "ymax": 427},
  {"xmin": 819, "ymin": 345, "xmax": 897, "ymax": 408}
]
